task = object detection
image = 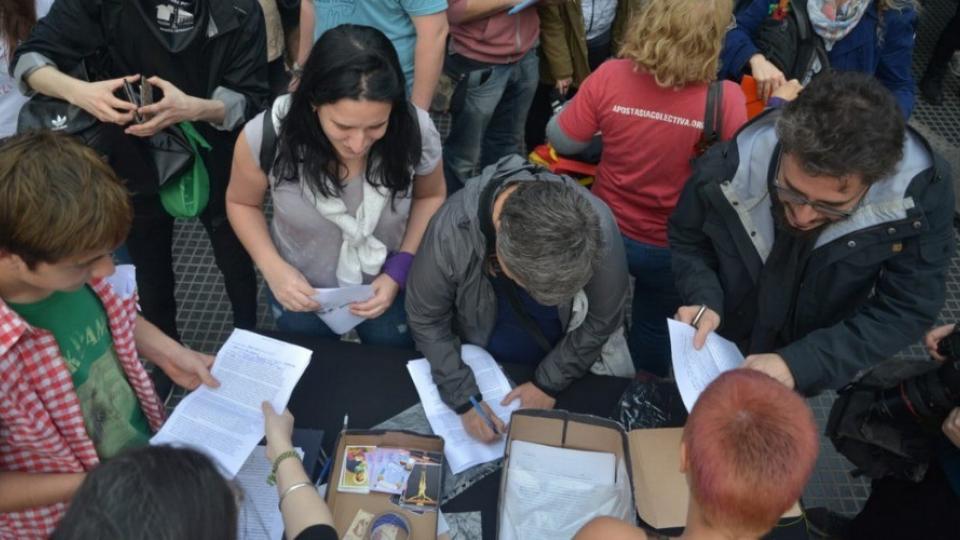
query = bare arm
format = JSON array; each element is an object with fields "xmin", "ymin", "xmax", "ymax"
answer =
[
  {"xmin": 0, "ymin": 471, "xmax": 85, "ymax": 513},
  {"xmin": 399, "ymin": 161, "xmax": 447, "ymax": 254},
  {"xmin": 297, "ymin": 0, "xmax": 316, "ymax": 66},
  {"xmin": 134, "ymin": 315, "xmax": 218, "ymax": 389},
  {"xmin": 226, "ymin": 132, "xmax": 320, "ymax": 312},
  {"xmin": 26, "ymin": 66, "xmax": 137, "ymax": 125},
  {"xmin": 262, "ymin": 404, "xmax": 334, "ymax": 540},
  {"xmin": 447, "ymin": 0, "xmax": 518, "ymax": 24},
  {"xmin": 409, "ymin": 12, "xmax": 449, "ymax": 110}
]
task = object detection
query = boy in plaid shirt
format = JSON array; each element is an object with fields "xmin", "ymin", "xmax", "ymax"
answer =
[{"xmin": 0, "ymin": 132, "xmax": 220, "ymax": 538}]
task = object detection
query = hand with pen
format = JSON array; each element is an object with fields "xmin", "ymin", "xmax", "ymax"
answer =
[{"xmin": 460, "ymin": 396, "xmax": 507, "ymax": 443}]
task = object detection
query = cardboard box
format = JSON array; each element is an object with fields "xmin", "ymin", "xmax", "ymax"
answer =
[
  {"xmin": 499, "ymin": 410, "xmax": 801, "ymax": 532},
  {"xmin": 327, "ymin": 429, "xmax": 444, "ymax": 539}
]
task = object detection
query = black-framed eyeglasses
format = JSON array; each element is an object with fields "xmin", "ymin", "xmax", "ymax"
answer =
[{"xmin": 773, "ymin": 153, "xmax": 867, "ymax": 221}]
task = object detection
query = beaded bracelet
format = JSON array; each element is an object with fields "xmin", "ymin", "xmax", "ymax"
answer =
[{"xmin": 267, "ymin": 450, "xmax": 300, "ymax": 486}]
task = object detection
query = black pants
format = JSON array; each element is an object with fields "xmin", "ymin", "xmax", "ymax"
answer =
[
  {"xmin": 120, "ymin": 128, "xmax": 258, "ymax": 342},
  {"xmin": 849, "ymin": 458, "xmax": 960, "ymax": 539},
  {"xmin": 926, "ymin": 1, "xmax": 960, "ymax": 76}
]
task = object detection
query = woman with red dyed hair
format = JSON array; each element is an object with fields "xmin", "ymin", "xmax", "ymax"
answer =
[{"xmin": 576, "ymin": 369, "xmax": 819, "ymax": 539}]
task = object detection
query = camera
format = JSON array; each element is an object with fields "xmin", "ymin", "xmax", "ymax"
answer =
[{"xmin": 872, "ymin": 329, "xmax": 960, "ymax": 425}]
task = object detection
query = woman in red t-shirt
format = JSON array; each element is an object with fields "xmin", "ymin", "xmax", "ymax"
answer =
[{"xmin": 547, "ymin": 0, "xmax": 747, "ymax": 377}]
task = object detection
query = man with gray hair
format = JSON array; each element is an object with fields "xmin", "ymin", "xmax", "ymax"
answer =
[
  {"xmin": 669, "ymin": 71, "xmax": 954, "ymax": 397},
  {"xmin": 406, "ymin": 155, "xmax": 629, "ymax": 442}
]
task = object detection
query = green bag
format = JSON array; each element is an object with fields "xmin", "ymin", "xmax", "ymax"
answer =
[{"xmin": 159, "ymin": 122, "xmax": 212, "ymax": 218}]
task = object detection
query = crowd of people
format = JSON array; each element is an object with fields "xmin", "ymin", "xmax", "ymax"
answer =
[{"xmin": 0, "ymin": 0, "xmax": 958, "ymax": 538}]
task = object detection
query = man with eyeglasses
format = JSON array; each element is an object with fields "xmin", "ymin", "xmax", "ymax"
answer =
[{"xmin": 668, "ymin": 71, "xmax": 954, "ymax": 396}]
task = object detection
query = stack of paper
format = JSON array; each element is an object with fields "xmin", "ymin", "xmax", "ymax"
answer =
[
  {"xmin": 151, "ymin": 330, "xmax": 312, "ymax": 477},
  {"xmin": 499, "ymin": 441, "xmax": 618, "ymax": 540},
  {"xmin": 668, "ymin": 319, "xmax": 744, "ymax": 411},
  {"xmin": 406, "ymin": 345, "xmax": 520, "ymax": 474},
  {"xmin": 235, "ymin": 446, "xmax": 304, "ymax": 540}
]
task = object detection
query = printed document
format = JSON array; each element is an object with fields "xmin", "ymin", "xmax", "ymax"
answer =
[
  {"xmin": 668, "ymin": 319, "xmax": 744, "ymax": 411},
  {"xmin": 236, "ymin": 446, "xmax": 304, "ymax": 540},
  {"xmin": 311, "ymin": 285, "xmax": 374, "ymax": 334},
  {"xmin": 151, "ymin": 330, "xmax": 312, "ymax": 477},
  {"xmin": 407, "ymin": 345, "xmax": 521, "ymax": 474}
]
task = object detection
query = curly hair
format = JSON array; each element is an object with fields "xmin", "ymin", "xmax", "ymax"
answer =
[
  {"xmin": 776, "ymin": 71, "xmax": 905, "ymax": 185},
  {"xmin": 618, "ymin": 0, "xmax": 734, "ymax": 88}
]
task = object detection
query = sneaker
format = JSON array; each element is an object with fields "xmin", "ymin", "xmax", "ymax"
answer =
[
  {"xmin": 805, "ymin": 507, "xmax": 853, "ymax": 539},
  {"xmin": 950, "ymin": 52, "xmax": 960, "ymax": 78}
]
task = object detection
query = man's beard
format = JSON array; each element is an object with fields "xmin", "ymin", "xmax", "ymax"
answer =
[{"xmin": 772, "ymin": 200, "xmax": 827, "ymax": 240}]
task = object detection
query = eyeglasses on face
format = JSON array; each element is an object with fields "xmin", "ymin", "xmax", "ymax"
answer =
[{"xmin": 773, "ymin": 155, "xmax": 866, "ymax": 221}]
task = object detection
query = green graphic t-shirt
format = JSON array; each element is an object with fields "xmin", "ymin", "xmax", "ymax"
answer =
[{"xmin": 9, "ymin": 286, "xmax": 151, "ymax": 460}]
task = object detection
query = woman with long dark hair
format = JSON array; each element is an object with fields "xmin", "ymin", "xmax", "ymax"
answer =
[
  {"xmin": 0, "ymin": 0, "xmax": 52, "ymax": 137},
  {"xmin": 227, "ymin": 24, "xmax": 445, "ymax": 346}
]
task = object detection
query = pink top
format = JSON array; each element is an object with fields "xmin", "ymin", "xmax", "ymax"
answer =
[{"xmin": 446, "ymin": 0, "xmax": 539, "ymax": 64}]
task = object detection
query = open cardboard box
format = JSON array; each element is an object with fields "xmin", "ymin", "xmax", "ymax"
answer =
[
  {"xmin": 327, "ymin": 429, "xmax": 444, "ymax": 539},
  {"xmin": 499, "ymin": 409, "xmax": 801, "ymax": 533}
]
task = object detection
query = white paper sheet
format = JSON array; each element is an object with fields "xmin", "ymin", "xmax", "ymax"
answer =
[
  {"xmin": 499, "ymin": 442, "xmax": 625, "ymax": 540},
  {"xmin": 235, "ymin": 446, "xmax": 304, "ymax": 540},
  {"xmin": 668, "ymin": 318, "xmax": 744, "ymax": 411},
  {"xmin": 407, "ymin": 345, "xmax": 521, "ymax": 474},
  {"xmin": 311, "ymin": 285, "xmax": 374, "ymax": 334},
  {"xmin": 151, "ymin": 330, "xmax": 312, "ymax": 477}
]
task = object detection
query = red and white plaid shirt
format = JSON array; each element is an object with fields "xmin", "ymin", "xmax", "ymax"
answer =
[{"xmin": 0, "ymin": 274, "xmax": 165, "ymax": 539}]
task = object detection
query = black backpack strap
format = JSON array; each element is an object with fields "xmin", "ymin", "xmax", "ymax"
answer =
[
  {"xmin": 695, "ymin": 81, "xmax": 724, "ymax": 156},
  {"xmin": 260, "ymin": 96, "xmax": 279, "ymax": 176},
  {"xmin": 791, "ymin": 0, "xmax": 830, "ymax": 79},
  {"xmin": 478, "ymin": 178, "xmax": 554, "ymax": 354}
]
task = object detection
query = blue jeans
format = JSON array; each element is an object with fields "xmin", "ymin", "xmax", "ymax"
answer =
[
  {"xmin": 267, "ymin": 288, "xmax": 415, "ymax": 349},
  {"xmin": 443, "ymin": 48, "xmax": 539, "ymax": 185},
  {"xmin": 623, "ymin": 235, "xmax": 682, "ymax": 377}
]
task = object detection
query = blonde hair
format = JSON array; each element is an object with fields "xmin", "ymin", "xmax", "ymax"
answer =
[{"xmin": 619, "ymin": 0, "xmax": 734, "ymax": 88}]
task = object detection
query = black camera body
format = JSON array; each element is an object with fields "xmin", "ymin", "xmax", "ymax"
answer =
[
  {"xmin": 873, "ymin": 330, "xmax": 960, "ymax": 426},
  {"xmin": 827, "ymin": 327, "xmax": 960, "ymax": 481}
]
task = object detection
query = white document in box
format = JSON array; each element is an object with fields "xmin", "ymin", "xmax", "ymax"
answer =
[
  {"xmin": 407, "ymin": 345, "xmax": 521, "ymax": 474},
  {"xmin": 151, "ymin": 330, "xmax": 312, "ymax": 477},
  {"xmin": 668, "ymin": 318, "xmax": 744, "ymax": 411},
  {"xmin": 500, "ymin": 441, "xmax": 627, "ymax": 540},
  {"xmin": 311, "ymin": 285, "xmax": 373, "ymax": 334}
]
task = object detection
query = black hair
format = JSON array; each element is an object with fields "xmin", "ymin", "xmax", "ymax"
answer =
[
  {"xmin": 776, "ymin": 71, "xmax": 906, "ymax": 185},
  {"xmin": 52, "ymin": 445, "xmax": 237, "ymax": 540},
  {"xmin": 273, "ymin": 24, "xmax": 421, "ymax": 200}
]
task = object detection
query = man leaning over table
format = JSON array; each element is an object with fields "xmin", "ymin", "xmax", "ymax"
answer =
[
  {"xmin": 668, "ymin": 71, "xmax": 954, "ymax": 398},
  {"xmin": 406, "ymin": 156, "xmax": 630, "ymax": 443}
]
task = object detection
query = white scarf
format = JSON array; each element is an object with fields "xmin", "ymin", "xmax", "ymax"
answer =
[
  {"xmin": 808, "ymin": 0, "xmax": 871, "ymax": 51},
  {"xmin": 303, "ymin": 178, "xmax": 389, "ymax": 286}
]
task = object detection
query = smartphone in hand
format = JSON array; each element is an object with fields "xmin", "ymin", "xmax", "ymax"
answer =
[{"xmin": 122, "ymin": 79, "xmax": 143, "ymax": 123}]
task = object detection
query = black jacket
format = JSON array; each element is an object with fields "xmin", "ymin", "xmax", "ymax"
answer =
[
  {"xmin": 668, "ymin": 110, "xmax": 955, "ymax": 395},
  {"xmin": 12, "ymin": 0, "xmax": 268, "ymax": 133}
]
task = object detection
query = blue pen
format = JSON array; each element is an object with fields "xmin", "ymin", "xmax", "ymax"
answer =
[{"xmin": 469, "ymin": 395, "xmax": 500, "ymax": 435}]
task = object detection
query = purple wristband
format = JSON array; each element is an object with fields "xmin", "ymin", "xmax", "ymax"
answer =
[
  {"xmin": 383, "ymin": 251, "xmax": 415, "ymax": 289},
  {"xmin": 766, "ymin": 96, "xmax": 787, "ymax": 109}
]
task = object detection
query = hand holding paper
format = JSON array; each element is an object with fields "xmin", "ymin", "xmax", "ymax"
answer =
[
  {"xmin": 311, "ymin": 285, "xmax": 374, "ymax": 334},
  {"xmin": 151, "ymin": 330, "xmax": 312, "ymax": 477},
  {"xmin": 668, "ymin": 319, "xmax": 743, "ymax": 411}
]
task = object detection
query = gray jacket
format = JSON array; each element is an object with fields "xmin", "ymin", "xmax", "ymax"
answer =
[{"xmin": 406, "ymin": 156, "xmax": 629, "ymax": 411}]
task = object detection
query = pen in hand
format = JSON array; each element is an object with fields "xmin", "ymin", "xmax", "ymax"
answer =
[{"xmin": 469, "ymin": 395, "xmax": 500, "ymax": 435}]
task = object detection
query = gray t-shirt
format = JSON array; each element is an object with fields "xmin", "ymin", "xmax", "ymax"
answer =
[{"xmin": 244, "ymin": 104, "xmax": 442, "ymax": 288}]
